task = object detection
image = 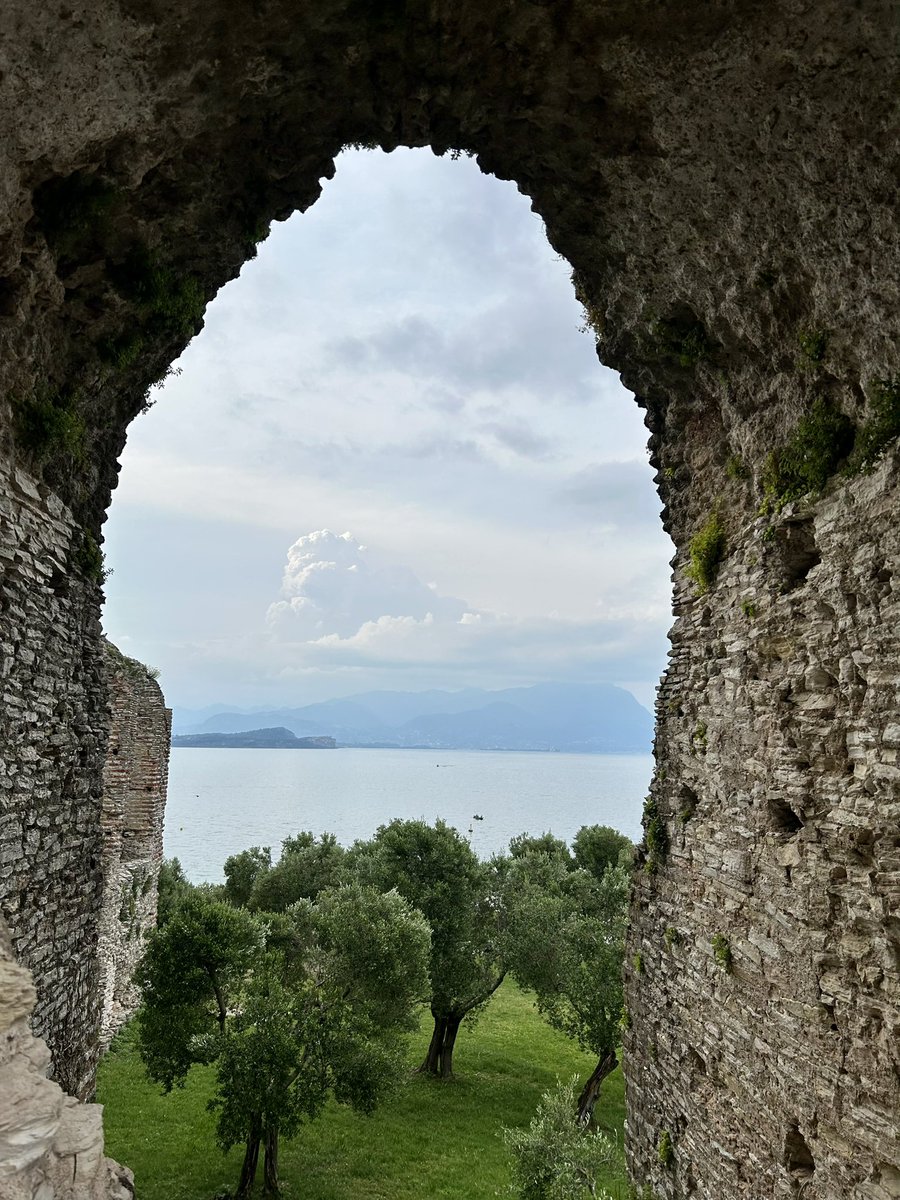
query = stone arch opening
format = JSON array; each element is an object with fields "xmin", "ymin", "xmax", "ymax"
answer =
[{"xmin": 0, "ymin": 4, "xmax": 897, "ymax": 1197}]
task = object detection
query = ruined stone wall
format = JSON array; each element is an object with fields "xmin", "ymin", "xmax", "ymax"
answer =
[
  {"xmin": 0, "ymin": 916, "xmax": 133, "ymax": 1200},
  {"xmin": 626, "ymin": 456, "xmax": 900, "ymax": 1200},
  {"xmin": 0, "ymin": 454, "xmax": 107, "ymax": 1100},
  {"xmin": 96, "ymin": 642, "xmax": 170, "ymax": 1053},
  {"xmin": 0, "ymin": 1, "xmax": 897, "ymax": 1194}
]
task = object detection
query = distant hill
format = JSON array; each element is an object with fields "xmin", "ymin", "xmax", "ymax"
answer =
[
  {"xmin": 172, "ymin": 683, "xmax": 654, "ymax": 753},
  {"xmin": 172, "ymin": 727, "xmax": 336, "ymax": 750}
]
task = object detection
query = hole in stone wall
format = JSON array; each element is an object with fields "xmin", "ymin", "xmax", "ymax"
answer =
[
  {"xmin": 775, "ymin": 519, "xmax": 820, "ymax": 591},
  {"xmin": 678, "ymin": 785, "xmax": 698, "ymax": 823},
  {"xmin": 101, "ymin": 146, "xmax": 672, "ymax": 879},
  {"xmin": 768, "ymin": 797, "xmax": 804, "ymax": 836},
  {"xmin": 784, "ymin": 1124, "xmax": 815, "ymax": 1181}
]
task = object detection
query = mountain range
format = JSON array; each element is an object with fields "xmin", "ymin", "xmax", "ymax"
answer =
[{"xmin": 171, "ymin": 682, "xmax": 654, "ymax": 753}]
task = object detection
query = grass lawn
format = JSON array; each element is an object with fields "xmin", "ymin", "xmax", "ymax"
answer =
[{"xmin": 98, "ymin": 980, "xmax": 628, "ymax": 1199}]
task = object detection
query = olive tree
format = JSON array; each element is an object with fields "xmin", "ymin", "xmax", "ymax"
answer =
[
  {"xmin": 504, "ymin": 1078, "xmax": 617, "ymax": 1200},
  {"xmin": 136, "ymin": 884, "xmax": 430, "ymax": 1196},
  {"xmin": 350, "ymin": 818, "xmax": 506, "ymax": 1078},
  {"xmin": 504, "ymin": 849, "xmax": 629, "ymax": 1125}
]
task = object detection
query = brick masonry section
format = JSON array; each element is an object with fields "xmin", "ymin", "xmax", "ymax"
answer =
[{"xmin": 96, "ymin": 642, "xmax": 170, "ymax": 1054}]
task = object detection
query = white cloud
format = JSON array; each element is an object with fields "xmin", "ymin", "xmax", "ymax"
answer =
[{"xmin": 266, "ymin": 530, "xmax": 466, "ymax": 638}]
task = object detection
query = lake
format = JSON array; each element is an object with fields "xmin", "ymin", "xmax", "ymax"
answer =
[{"xmin": 164, "ymin": 747, "xmax": 654, "ymax": 882}]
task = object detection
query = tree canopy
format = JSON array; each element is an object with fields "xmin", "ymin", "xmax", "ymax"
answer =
[
  {"xmin": 136, "ymin": 884, "xmax": 430, "ymax": 1196},
  {"xmin": 504, "ymin": 847, "xmax": 630, "ymax": 1124},
  {"xmin": 350, "ymin": 818, "xmax": 506, "ymax": 1077}
]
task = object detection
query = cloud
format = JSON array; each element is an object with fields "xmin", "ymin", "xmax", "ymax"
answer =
[
  {"xmin": 256, "ymin": 530, "xmax": 670, "ymax": 692},
  {"xmin": 266, "ymin": 530, "xmax": 468, "ymax": 639}
]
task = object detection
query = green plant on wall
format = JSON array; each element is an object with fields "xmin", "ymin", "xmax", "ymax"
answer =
[
  {"xmin": 711, "ymin": 933, "xmax": 732, "ymax": 972},
  {"xmin": 648, "ymin": 312, "xmax": 713, "ymax": 369},
  {"xmin": 762, "ymin": 397, "xmax": 854, "ymax": 510},
  {"xmin": 686, "ymin": 511, "xmax": 726, "ymax": 594},
  {"xmin": 111, "ymin": 245, "xmax": 204, "ymax": 338},
  {"xmin": 643, "ymin": 796, "xmax": 669, "ymax": 874},
  {"xmin": 15, "ymin": 387, "xmax": 85, "ymax": 464},
  {"xmin": 74, "ymin": 530, "xmax": 110, "ymax": 584},
  {"xmin": 796, "ymin": 327, "xmax": 828, "ymax": 367},
  {"xmin": 657, "ymin": 1129, "xmax": 674, "ymax": 1168},
  {"xmin": 664, "ymin": 926, "xmax": 681, "ymax": 951},
  {"xmin": 848, "ymin": 377, "xmax": 900, "ymax": 471}
]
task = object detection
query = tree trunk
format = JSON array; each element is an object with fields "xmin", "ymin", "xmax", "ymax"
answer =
[
  {"xmin": 576, "ymin": 1049, "xmax": 618, "ymax": 1126},
  {"xmin": 235, "ymin": 1131, "xmax": 261, "ymax": 1198},
  {"xmin": 262, "ymin": 1125, "xmax": 279, "ymax": 1195},
  {"xmin": 440, "ymin": 1016, "xmax": 462, "ymax": 1079},
  {"xmin": 416, "ymin": 1014, "xmax": 447, "ymax": 1075}
]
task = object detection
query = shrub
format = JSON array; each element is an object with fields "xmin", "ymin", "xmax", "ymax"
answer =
[
  {"xmin": 797, "ymin": 328, "xmax": 827, "ymax": 366},
  {"xmin": 16, "ymin": 387, "xmax": 85, "ymax": 463},
  {"xmin": 711, "ymin": 933, "xmax": 732, "ymax": 972},
  {"xmin": 664, "ymin": 926, "xmax": 681, "ymax": 951},
  {"xmin": 649, "ymin": 314, "xmax": 713, "ymax": 369},
  {"xmin": 111, "ymin": 245, "xmax": 204, "ymax": 337},
  {"xmin": 686, "ymin": 511, "xmax": 726, "ymax": 594},
  {"xmin": 504, "ymin": 1078, "xmax": 618, "ymax": 1200},
  {"xmin": 848, "ymin": 377, "xmax": 900, "ymax": 471},
  {"xmin": 762, "ymin": 398, "xmax": 854, "ymax": 509},
  {"xmin": 74, "ymin": 531, "xmax": 109, "ymax": 584},
  {"xmin": 642, "ymin": 796, "xmax": 668, "ymax": 874}
]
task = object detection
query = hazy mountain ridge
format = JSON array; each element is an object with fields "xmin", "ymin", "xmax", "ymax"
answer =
[{"xmin": 172, "ymin": 683, "xmax": 654, "ymax": 753}]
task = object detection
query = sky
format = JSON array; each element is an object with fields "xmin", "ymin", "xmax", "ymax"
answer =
[{"xmin": 101, "ymin": 148, "xmax": 674, "ymax": 713}]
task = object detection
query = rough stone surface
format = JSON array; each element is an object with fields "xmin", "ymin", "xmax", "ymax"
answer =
[
  {"xmin": 96, "ymin": 643, "xmax": 170, "ymax": 1053},
  {"xmin": 0, "ymin": 918, "xmax": 133, "ymax": 1200},
  {"xmin": 0, "ymin": 2, "xmax": 897, "ymax": 1196}
]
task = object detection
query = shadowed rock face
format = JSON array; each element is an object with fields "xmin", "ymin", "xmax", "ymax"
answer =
[{"xmin": 0, "ymin": 2, "xmax": 897, "ymax": 1195}]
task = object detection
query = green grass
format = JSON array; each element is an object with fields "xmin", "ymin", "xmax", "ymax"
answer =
[{"xmin": 98, "ymin": 981, "xmax": 627, "ymax": 1199}]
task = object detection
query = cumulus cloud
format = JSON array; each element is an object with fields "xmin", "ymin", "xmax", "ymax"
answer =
[
  {"xmin": 266, "ymin": 530, "xmax": 468, "ymax": 639},
  {"xmin": 259, "ymin": 530, "xmax": 669, "ymax": 691}
]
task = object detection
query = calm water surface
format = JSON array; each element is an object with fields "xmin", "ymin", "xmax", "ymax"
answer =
[{"xmin": 165, "ymin": 747, "xmax": 653, "ymax": 882}]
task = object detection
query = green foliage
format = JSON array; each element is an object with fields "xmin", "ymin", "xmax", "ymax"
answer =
[
  {"xmin": 504, "ymin": 1078, "xmax": 617, "ymax": 1200},
  {"xmin": 99, "ymin": 981, "xmax": 628, "ymax": 1200},
  {"xmin": 725, "ymin": 454, "xmax": 748, "ymax": 481},
  {"xmin": 691, "ymin": 722, "xmax": 708, "ymax": 754},
  {"xmin": 15, "ymin": 386, "xmax": 85, "ymax": 463},
  {"xmin": 632, "ymin": 953, "xmax": 644, "ymax": 976},
  {"xmin": 572, "ymin": 825, "xmax": 633, "ymax": 879},
  {"xmin": 663, "ymin": 926, "xmax": 681, "ymax": 952},
  {"xmin": 156, "ymin": 858, "xmax": 193, "ymax": 927},
  {"xmin": 510, "ymin": 831, "xmax": 573, "ymax": 868},
  {"xmin": 848, "ymin": 377, "xmax": 900, "ymax": 471},
  {"xmin": 657, "ymin": 1129, "xmax": 674, "ymax": 1168},
  {"xmin": 74, "ymin": 531, "xmax": 109, "ymax": 584},
  {"xmin": 648, "ymin": 313, "xmax": 713, "ymax": 369},
  {"xmin": 504, "ymin": 852, "xmax": 629, "ymax": 1105},
  {"xmin": 740, "ymin": 598, "xmax": 757, "ymax": 619},
  {"xmin": 34, "ymin": 170, "xmax": 118, "ymax": 260},
  {"xmin": 686, "ymin": 511, "xmax": 726, "ymax": 594},
  {"xmin": 642, "ymin": 797, "xmax": 668, "ymax": 875},
  {"xmin": 710, "ymin": 933, "xmax": 732, "ymax": 972},
  {"xmin": 98, "ymin": 329, "xmax": 145, "ymax": 371},
  {"xmin": 223, "ymin": 846, "xmax": 271, "ymax": 908},
  {"xmin": 351, "ymin": 819, "xmax": 502, "ymax": 1028},
  {"xmin": 762, "ymin": 398, "xmax": 854, "ymax": 509},
  {"xmin": 136, "ymin": 885, "xmax": 430, "ymax": 1196},
  {"xmin": 796, "ymin": 328, "xmax": 827, "ymax": 366},
  {"xmin": 111, "ymin": 245, "xmax": 204, "ymax": 337}
]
